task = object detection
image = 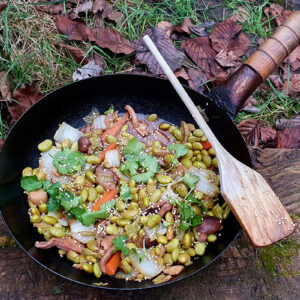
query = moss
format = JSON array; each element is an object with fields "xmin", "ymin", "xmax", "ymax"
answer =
[
  {"xmin": 258, "ymin": 237, "xmax": 300, "ymax": 278},
  {"xmin": 0, "ymin": 236, "xmax": 17, "ymax": 248}
]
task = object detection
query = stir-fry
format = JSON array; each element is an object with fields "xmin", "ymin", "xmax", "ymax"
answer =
[{"xmin": 21, "ymin": 105, "xmax": 230, "ymax": 284}]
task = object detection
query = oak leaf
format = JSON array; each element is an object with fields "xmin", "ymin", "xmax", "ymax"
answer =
[
  {"xmin": 181, "ymin": 37, "xmax": 222, "ymax": 79},
  {"xmin": 237, "ymin": 119, "xmax": 260, "ymax": 147},
  {"xmin": 176, "ymin": 18, "xmax": 193, "ymax": 35},
  {"xmin": 175, "ymin": 68, "xmax": 189, "ymax": 80},
  {"xmin": 187, "ymin": 68, "xmax": 207, "ymax": 93},
  {"xmin": 36, "ymin": 3, "xmax": 71, "ymax": 14},
  {"xmin": 285, "ymin": 46, "xmax": 300, "ymax": 72},
  {"xmin": 73, "ymin": 60, "xmax": 102, "ymax": 81},
  {"xmin": 189, "ymin": 21, "xmax": 215, "ymax": 37},
  {"xmin": 215, "ymin": 50, "xmax": 241, "ymax": 67},
  {"xmin": 8, "ymin": 83, "xmax": 43, "ymax": 120},
  {"xmin": 0, "ymin": 71, "xmax": 11, "ymax": 102},
  {"xmin": 89, "ymin": 28, "xmax": 134, "ymax": 54},
  {"xmin": 92, "ymin": 0, "xmax": 107, "ymax": 13},
  {"xmin": 74, "ymin": 0, "xmax": 93, "ymax": 15},
  {"xmin": 264, "ymin": 4, "xmax": 292, "ymax": 27},
  {"xmin": 134, "ymin": 27, "xmax": 185, "ymax": 75},
  {"xmin": 209, "ymin": 16, "xmax": 250, "ymax": 56},
  {"xmin": 157, "ymin": 21, "xmax": 174, "ymax": 38},
  {"xmin": 60, "ymin": 44, "xmax": 88, "ymax": 64},
  {"xmin": 260, "ymin": 127, "xmax": 277, "ymax": 147},
  {"xmin": 276, "ymin": 127, "xmax": 300, "ymax": 149}
]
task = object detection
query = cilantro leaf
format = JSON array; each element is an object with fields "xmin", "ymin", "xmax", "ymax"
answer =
[
  {"xmin": 120, "ymin": 160, "xmax": 139, "ymax": 176},
  {"xmin": 113, "ymin": 235, "xmax": 130, "ymax": 255},
  {"xmin": 178, "ymin": 200, "xmax": 203, "ymax": 231},
  {"xmin": 42, "ymin": 180, "xmax": 51, "ymax": 190},
  {"xmin": 21, "ymin": 175, "xmax": 42, "ymax": 192},
  {"xmin": 123, "ymin": 138, "xmax": 144, "ymax": 158},
  {"xmin": 183, "ymin": 173, "xmax": 199, "ymax": 189},
  {"xmin": 120, "ymin": 184, "xmax": 132, "ymax": 202},
  {"xmin": 47, "ymin": 197, "xmax": 60, "ymax": 212},
  {"xmin": 104, "ymin": 105, "xmax": 114, "ymax": 115},
  {"xmin": 53, "ymin": 149, "xmax": 86, "ymax": 175},
  {"xmin": 167, "ymin": 143, "xmax": 188, "ymax": 158}
]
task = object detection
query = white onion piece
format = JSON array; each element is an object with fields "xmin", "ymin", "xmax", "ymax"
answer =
[
  {"xmin": 156, "ymin": 222, "xmax": 167, "ymax": 235},
  {"xmin": 39, "ymin": 148, "xmax": 71, "ymax": 184},
  {"xmin": 92, "ymin": 115, "xmax": 107, "ymax": 130},
  {"xmin": 104, "ymin": 149, "xmax": 120, "ymax": 168},
  {"xmin": 130, "ymin": 249, "xmax": 163, "ymax": 279},
  {"xmin": 145, "ymin": 223, "xmax": 166, "ymax": 241},
  {"xmin": 70, "ymin": 221, "xmax": 95, "ymax": 244},
  {"xmin": 54, "ymin": 122, "xmax": 84, "ymax": 143},
  {"xmin": 47, "ymin": 211, "xmax": 68, "ymax": 226},
  {"xmin": 189, "ymin": 167, "xmax": 219, "ymax": 197}
]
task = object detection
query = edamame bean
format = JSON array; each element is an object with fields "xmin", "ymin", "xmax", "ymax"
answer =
[
  {"xmin": 187, "ymin": 248, "xmax": 196, "ymax": 256},
  {"xmin": 147, "ymin": 114, "xmax": 158, "ymax": 122},
  {"xmin": 147, "ymin": 215, "xmax": 161, "ymax": 228},
  {"xmin": 106, "ymin": 224, "xmax": 119, "ymax": 235},
  {"xmin": 150, "ymin": 189, "xmax": 162, "ymax": 203},
  {"xmin": 22, "ymin": 167, "xmax": 33, "ymax": 177},
  {"xmin": 192, "ymin": 205, "xmax": 202, "ymax": 216},
  {"xmin": 195, "ymin": 241, "xmax": 206, "ymax": 256},
  {"xmin": 146, "ymin": 178, "xmax": 156, "ymax": 194},
  {"xmin": 127, "ymin": 243, "xmax": 137, "ymax": 250},
  {"xmin": 86, "ymin": 155, "xmax": 101, "ymax": 164},
  {"xmin": 200, "ymin": 136, "xmax": 207, "ymax": 142},
  {"xmin": 182, "ymin": 233, "xmax": 192, "ymax": 249},
  {"xmin": 117, "ymin": 219, "xmax": 131, "ymax": 227},
  {"xmin": 157, "ymin": 175, "xmax": 172, "ymax": 184},
  {"xmin": 173, "ymin": 129, "xmax": 183, "ymax": 141},
  {"xmin": 207, "ymin": 234, "xmax": 217, "ymax": 242},
  {"xmin": 157, "ymin": 235, "xmax": 168, "ymax": 245},
  {"xmin": 121, "ymin": 124, "xmax": 128, "ymax": 132},
  {"xmin": 67, "ymin": 251, "xmax": 80, "ymax": 263},
  {"xmin": 139, "ymin": 216, "xmax": 149, "ymax": 226},
  {"xmin": 62, "ymin": 138, "xmax": 72, "ymax": 149},
  {"xmin": 43, "ymin": 215, "xmax": 57, "ymax": 225},
  {"xmin": 87, "ymin": 240, "xmax": 98, "ymax": 252},
  {"xmin": 212, "ymin": 204, "xmax": 223, "ymax": 219},
  {"xmin": 38, "ymin": 203, "xmax": 47, "ymax": 214},
  {"xmin": 31, "ymin": 206, "xmax": 40, "ymax": 216},
  {"xmin": 129, "ymin": 179, "xmax": 136, "ymax": 188},
  {"xmin": 74, "ymin": 175, "xmax": 85, "ymax": 187},
  {"xmin": 163, "ymin": 253, "xmax": 173, "ymax": 266},
  {"xmin": 49, "ymin": 227, "xmax": 65, "ymax": 238},
  {"xmin": 192, "ymin": 142, "xmax": 203, "ymax": 150},
  {"xmin": 178, "ymin": 253, "xmax": 190, "ymax": 264},
  {"xmin": 123, "ymin": 209, "xmax": 139, "ymax": 220},
  {"xmin": 30, "ymin": 215, "xmax": 41, "ymax": 223},
  {"xmin": 116, "ymin": 200, "xmax": 126, "ymax": 212},
  {"xmin": 181, "ymin": 158, "xmax": 192, "ymax": 168},
  {"xmin": 193, "ymin": 129, "xmax": 203, "ymax": 137},
  {"xmin": 82, "ymin": 262, "xmax": 93, "ymax": 273},
  {"xmin": 120, "ymin": 260, "xmax": 132, "ymax": 274},
  {"xmin": 86, "ymin": 255, "xmax": 97, "ymax": 264},
  {"xmin": 110, "ymin": 216, "xmax": 120, "ymax": 223},
  {"xmin": 107, "ymin": 135, "xmax": 117, "ymax": 144},
  {"xmin": 208, "ymin": 148, "xmax": 215, "ymax": 156},
  {"xmin": 38, "ymin": 139, "xmax": 53, "ymax": 152},
  {"xmin": 88, "ymin": 188, "xmax": 97, "ymax": 202},
  {"xmin": 171, "ymin": 248, "xmax": 180, "ymax": 262},
  {"xmin": 212, "ymin": 157, "xmax": 218, "ymax": 168},
  {"xmin": 166, "ymin": 238, "xmax": 179, "ymax": 253},
  {"xmin": 36, "ymin": 171, "xmax": 46, "ymax": 181},
  {"xmin": 176, "ymin": 183, "xmax": 188, "ymax": 198},
  {"xmin": 143, "ymin": 196, "xmax": 150, "ymax": 208},
  {"xmin": 93, "ymin": 262, "xmax": 102, "ymax": 278},
  {"xmin": 37, "ymin": 227, "xmax": 44, "ymax": 235},
  {"xmin": 81, "ymin": 189, "xmax": 88, "ymax": 202},
  {"xmin": 159, "ymin": 123, "xmax": 170, "ymax": 131},
  {"xmin": 96, "ymin": 185, "xmax": 104, "ymax": 194},
  {"xmin": 202, "ymin": 155, "xmax": 211, "ymax": 167},
  {"xmin": 86, "ymin": 171, "xmax": 96, "ymax": 183}
]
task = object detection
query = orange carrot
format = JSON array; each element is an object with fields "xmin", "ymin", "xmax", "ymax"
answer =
[
  {"xmin": 100, "ymin": 143, "xmax": 117, "ymax": 162},
  {"xmin": 101, "ymin": 113, "xmax": 129, "ymax": 143},
  {"xmin": 92, "ymin": 188, "xmax": 119, "ymax": 211},
  {"xmin": 201, "ymin": 140, "xmax": 212, "ymax": 150},
  {"xmin": 106, "ymin": 251, "xmax": 121, "ymax": 276}
]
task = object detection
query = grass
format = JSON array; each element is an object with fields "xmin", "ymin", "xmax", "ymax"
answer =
[{"xmin": 0, "ymin": 0, "xmax": 298, "ymax": 138}]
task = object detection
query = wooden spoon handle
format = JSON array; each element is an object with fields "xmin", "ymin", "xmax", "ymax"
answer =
[{"xmin": 245, "ymin": 10, "xmax": 300, "ymax": 81}]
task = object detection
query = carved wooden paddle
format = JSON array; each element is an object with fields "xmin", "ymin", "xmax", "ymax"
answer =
[{"xmin": 143, "ymin": 11, "xmax": 300, "ymax": 247}]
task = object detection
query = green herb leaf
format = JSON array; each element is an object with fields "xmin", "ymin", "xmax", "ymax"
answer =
[
  {"xmin": 113, "ymin": 235, "xmax": 130, "ymax": 255},
  {"xmin": 178, "ymin": 200, "xmax": 203, "ymax": 231},
  {"xmin": 120, "ymin": 160, "xmax": 139, "ymax": 176},
  {"xmin": 47, "ymin": 197, "xmax": 61, "ymax": 212},
  {"xmin": 21, "ymin": 175, "xmax": 42, "ymax": 192},
  {"xmin": 123, "ymin": 138, "xmax": 144, "ymax": 158},
  {"xmin": 120, "ymin": 184, "xmax": 132, "ymax": 202},
  {"xmin": 183, "ymin": 173, "xmax": 199, "ymax": 189},
  {"xmin": 167, "ymin": 143, "xmax": 188, "ymax": 158},
  {"xmin": 53, "ymin": 149, "xmax": 86, "ymax": 175},
  {"xmin": 104, "ymin": 105, "xmax": 114, "ymax": 115}
]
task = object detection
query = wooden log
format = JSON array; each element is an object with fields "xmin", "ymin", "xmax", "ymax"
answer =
[{"xmin": 0, "ymin": 148, "xmax": 299, "ymax": 299}]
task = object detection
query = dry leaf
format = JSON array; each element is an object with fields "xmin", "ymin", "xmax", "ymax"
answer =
[
  {"xmin": 0, "ymin": 71, "xmax": 11, "ymax": 102},
  {"xmin": 107, "ymin": 10, "xmax": 125, "ymax": 24},
  {"xmin": 36, "ymin": 3, "xmax": 71, "ymax": 14},
  {"xmin": 8, "ymin": 83, "xmax": 43, "ymax": 120},
  {"xmin": 189, "ymin": 21, "xmax": 216, "ymax": 37},
  {"xmin": 241, "ymin": 96, "xmax": 257, "ymax": 109},
  {"xmin": 0, "ymin": 138, "xmax": 3, "ymax": 150},
  {"xmin": 89, "ymin": 28, "xmax": 134, "ymax": 54},
  {"xmin": 276, "ymin": 127, "xmax": 300, "ymax": 149},
  {"xmin": 0, "ymin": 1, "xmax": 7, "ymax": 14},
  {"xmin": 237, "ymin": 119, "xmax": 260, "ymax": 146},
  {"xmin": 286, "ymin": 46, "xmax": 300, "ymax": 72},
  {"xmin": 240, "ymin": 96, "xmax": 260, "ymax": 114},
  {"xmin": 134, "ymin": 27, "xmax": 185, "ymax": 75},
  {"xmin": 264, "ymin": 4, "xmax": 292, "ymax": 26},
  {"xmin": 175, "ymin": 68, "xmax": 189, "ymax": 80},
  {"xmin": 282, "ymin": 74, "xmax": 300, "ymax": 97},
  {"xmin": 215, "ymin": 50, "xmax": 241, "ymax": 67},
  {"xmin": 276, "ymin": 115, "xmax": 300, "ymax": 130},
  {"xmin": 269, "ymin": 74, "xmax": 283, "ymax": 91},
  {"xmin": 260, "ymin": 127, "xmax": 277, "ymax": 147},
  {"xmin": 56, "ymin": 15, "xmax": 91, "ymax": 41},
  {"xmin": 157, "ymin": 21, "xmax": 174, "ymax": 38},
  {"xmin": 74, "ymin": 0, "xmax": 93, "ymax": 15},
  {"xmin": 92, "ymin": 54, "xmax": 106, "ymax": 70},
  {"xmin": 234, "ymin": 6, "xmax": 250, "ymax": 23},
  {"xmin": 187, "ymin": 68, "xmax": 207, "ymax": 93},
  {"xmin": 60, "ymin": 44, "xmax": 88, "ymax": 64},
  {"xmin": 275, "ymin": 10, "xmax": 292, "ymax": 26},
  {"xmin": 73, "ymin": 60, "xmax": 102, "ymax": 81},
  {"xmin": 92, "ymin": 0, "xmax": 107, "ymax": 13},
  {"xmin": 181, "ymin": 37, "xmax": 222, "ymax": 79},
  {"xmin": 177, "ymin": 18, "xmax": 193, "ymax": 34},
  {"xmin": 209, "ymin": 16, "xmax": 250, "ymax": 56}
]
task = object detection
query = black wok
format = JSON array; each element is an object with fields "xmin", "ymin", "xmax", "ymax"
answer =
[{"xmin": 0, "ymin": 12, "xmax": 299, "ymax": 290}]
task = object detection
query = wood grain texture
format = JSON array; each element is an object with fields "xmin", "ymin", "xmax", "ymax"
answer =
[
  {"xmin": 245, "ymin": 10, "xmax": 300, "ymax": 81},
  {"xmin": 0, "ymin": 148, "xmax": 299, "ymax": 299}
]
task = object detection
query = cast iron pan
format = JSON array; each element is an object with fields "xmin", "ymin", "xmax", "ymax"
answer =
[{"xmin": 0, "ymin": 12, "xmax": 299, "ymax": 289}]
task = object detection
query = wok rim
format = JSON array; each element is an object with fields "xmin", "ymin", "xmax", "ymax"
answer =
[{"xmin": 0, "ymin": 74, "xmax": 248, "ymax": 290}]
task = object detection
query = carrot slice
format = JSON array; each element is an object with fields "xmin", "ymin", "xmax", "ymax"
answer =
[
  {"xmin": 201, "ymin": 140, "xmax": 212, "ymax": 150},
  {"xmin": 100, "ymin": 143, "xmax": 117, "ymax": 162},
  {"xmin": 92, "ymin": 188, "xmax": 119, "ymax": 211},
  {"xmin": 101, "ymin": 113, "xmax": 129, "ymax": 143},
  {"xmin": 106, "ymin": 251, "xmax": 121, "ymax": 276}
]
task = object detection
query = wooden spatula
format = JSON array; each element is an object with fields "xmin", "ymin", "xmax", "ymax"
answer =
[{"xmin": 143, "ymin": 18, "xmax": 298, "ymax": 247}]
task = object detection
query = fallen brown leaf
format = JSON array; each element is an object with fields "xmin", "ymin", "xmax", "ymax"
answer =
[
  {"xmin": 92, "ymin": 0, "xmax": 107, "ymax": 13},
  {"xmin": 282, "ymin": 74, "xmax": 300, "ymax": 97},
  {"xmin": 134, "ymin": 27, "xmax": 185, "ymax": 75},
  {"xmin": 73, "ymin": 60, "xmax": 102, "ymax": 81},
  {"xmin": 276, "ymin": 115, "xmax": 300, "ymax": 130},
  {"xmin": 157, "ymin": 21, "xmax": 174, "ymax": 38},
  {"xmin": 74, "ymin": 0, "xmax": 93, "ymax": 15},
  {"xmin": 89, "ymin": 28, "xmax": 134, "ymax": 54},
  {"xmin": 234, "ymin": 6, "xmax": 250, "ymax": 23},
  {"xmin": 276, "ymin": 127, "xmax": 300, "ymax": 149},
  {"xmin": 181, "ymin": 37, "xmax": 222, "ymax": 79},
  {"xmin": 240, "ymin": 96, "xmax": 260, "ymax": 114},
  {"xmin": 107, "ymin": 10, "xmax": 125, "ymax": 24},
  {"xmin": 187, "ymin": 68, "xmax": 207, "ymax": 93},
  {"xmin": 237, "ymin": 119, "xmax": 260, "ymax": 147},
  {"xmin": 241, "ymin": 96, "xmax": 257, "ymax": 109},
  {"xmin": 36, "ymin": 3, "xmax": 72, "ymax": 14},
  {"xmin": 209, "ymin": 16, "xmax": 250, "ymax": 56},
  {"xmin": 8, "ymin": 83, "xmax": 43, "ymax": 120},
  {"xmin": 260, "ymin": 127, "xmax": 277, "ymax": 147},
  {"xmin": 175, "ymin": 68, "xmax": 189, "ymax": 80},
  {"xmin": 56, "ymin": 15, "xmax": 91, "ymax": 41},
  {"xmin": 269, "ymin": 74, "xmax": 283, "ymax": 91},
  {"xmin": 177, "ymin": 18, "xmax": 193, "ymax": 35},
  {"xmin": 92, "ymin": 54, "xmax": 106, "ymax": 70},
  {"xmin": 0, "ymin": 71, "xmax": 11, "ymax": 102},
  {"xmin": 189, "ymin": 21, "xmax": 215, "ymax": 37},
  {"xmin": 215, "ymin": 70, "xmax": 230, "ymax": 85},
  {"xmin": 215, "ymin": 50, "xmax": 241, "ymax": 67},
  {"xmin": 264, "ymin": 4, "xmax": 292, "ymax": 27},
  {"xmin": 60, "ymin": 44, "xmax": 88, "ymax": 64},
  {"xmin": 0, "ymin": 1, "xmax": 7, "ymax": 14},
  {"xmin": 285, "ymin": 46, "xmax": 300, "ymax": 72}
]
